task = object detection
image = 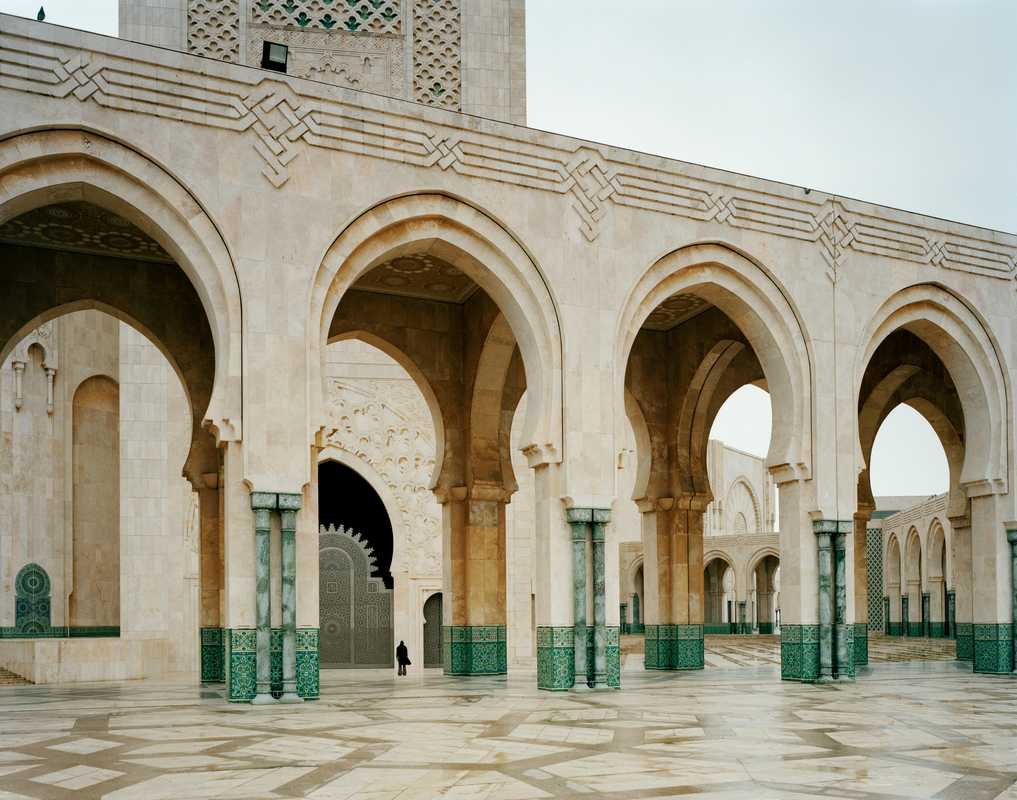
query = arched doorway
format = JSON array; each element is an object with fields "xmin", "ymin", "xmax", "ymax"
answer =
[
  {"xmin": 423, "ymin": 592, "xmax": 443, "ymax": 668},
  {"xmin": 704, "ymin": 557, "xmax": 736, "ymax": 633},
  {"xmin": 318, "ymin": 461, "xmax": 394, "ymax": 669},
  {"xmin": 752, "ymin": 554, "xmax": 780, "ymax": 634}
]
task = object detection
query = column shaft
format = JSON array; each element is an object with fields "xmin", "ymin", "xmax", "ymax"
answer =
[
  {"xmin": 592, "ymin": 515, "xmax": 607, "ymax": 686},
  {"xmin": 279, "ymin": 494, "xmax": 302, "ymax": 703},
  {"xmin": 834, "ymin": 533, "xmax": 852, "ymax": 679},
  {"xmin": 251, "ymin": 493, "xmax": 276, "ymax": 705},
  {"xmin": 568, "ymin": 511, "xmax": 590, "ymax": 686},
  {"xmin": 816, "ymin": 530, "xmax": 833, "ymax": 681},
  {"xmin": 1008, "ymin": 531, "xmax": 1017, "ymax": 675}
]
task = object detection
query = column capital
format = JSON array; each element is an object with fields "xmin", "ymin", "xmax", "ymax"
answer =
[
  {"xmin": 1005, "ymin": 529, "xmax": 1017, "ymax": 545},
  {"xmin": 277, "ymin": 492, "xmax": 302, "ymax": 511},
  {"xmin": 565, "ymin": 507, "xmax": 593, "ymax": 524},
  {"xmin": 251, "ymin": 492, "xmax": 278, "ymax": 511},
  {"xmin": 812, "ymin": 519, "xmax": 851, "ymax": 536}
]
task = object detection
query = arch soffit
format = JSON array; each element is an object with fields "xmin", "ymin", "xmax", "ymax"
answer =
[
  {"xmin": 627, "ymin": 554, "xmax": 645, "ymax": 594},
  {"xmin": 855, "ymin": 283, "xmax": 1010, "ymax": 494},
  {"xmin": 926, "ymin": 517, "xmax": 947, "ymax": 578},
  {"xmin": 624, "ymin": 388, "xmax": 653, "ymax": 501},
  {"xmin": 469, "ymin": 313, "xmax": 517, "ymax": 486},
  {"xmin": 327, "ymin": 329, "xmax": 445, "ymax": 490},
  {"xmin": 0, "ymin": 129, "xmax": 242, "ymax": 440},
  {"xmin": 704, "ymin": 552, "xmax": 737, "ymax": 587},
  {"xmin": 746, "ymin": 546, "xmax": 780, "ymax": 579},
  {"xmin": 317, "ymin": 445, "xmax": 407, "ymax": 573},
  {"xmin": 310, "ymin": 193, "xmax": 563, "ymax": 464},
  {"xmin": 616, "ymin": 243, "xmax": 812, "ymax": 477}
]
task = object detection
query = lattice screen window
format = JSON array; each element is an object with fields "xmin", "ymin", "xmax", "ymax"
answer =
[
  {"xmin": 412, "ymin": 0, "xmax": 461, "ymax": 110},
  {"xmin": 188, "ymin": 0, "xmax": 242, "ymax": 62},
  {"xmin": 252, "ymin": 0, "xmax": 402, "ymax": 34},
  {"xmin": 866, "ymin": 528, "xmax": 884, "ymax": 631}
]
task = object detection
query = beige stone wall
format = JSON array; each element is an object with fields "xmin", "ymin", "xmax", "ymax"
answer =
[
  {"xmin": 70, "ymin": 374, "xmax": 120, "ymax": 628},
  {"xmin": 118, "ymin": 0, "xmax": 187, "ymax": 50}
]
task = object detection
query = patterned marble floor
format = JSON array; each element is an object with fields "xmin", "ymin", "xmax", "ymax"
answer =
[{"xmin": 0, "ymin": 661, "xmax": 1014, "ymax": 799}]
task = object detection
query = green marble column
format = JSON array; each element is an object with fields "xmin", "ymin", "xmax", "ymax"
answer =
[
  {"xmin": 278, "ymin": 493, "xmax": 302, "ymax": 703},
  {"xmin": 814, "ymin": 521, "xmax": 834, "ymax": 682},
  {"xmin": 1008, "ymin": 530, "xmax": 1017, "ymax": 675},
  {"xmin": 592, "ymin": 509, "xmax": 609, "ymax": 687},
  {"xmin": 566, "ymin": 508, "xmax": 591, "ymax": 687},
  {"xmin": 620, "ymin": 603, "xmax": 628, "ymax": 635},
  {"xmin": 834, "ymin": 532, "xmax": 853, "ymax": 679},
  {"xmin": 251, "ymin": 492, "xmax": 277, "ymax": 705},
  {"xmin": 632, "ymin": 592, "xmax": 641, "ymax": 633}
]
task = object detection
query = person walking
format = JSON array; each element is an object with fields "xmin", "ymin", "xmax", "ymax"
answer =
[{"xmin": 396, "ymin": 640, "xmax": 411, "ymax": 676}]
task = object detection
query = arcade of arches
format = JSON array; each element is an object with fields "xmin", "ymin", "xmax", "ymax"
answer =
[{"xmin": 2, "ymin": 8, "xmax": 1017, "ymax": 710}]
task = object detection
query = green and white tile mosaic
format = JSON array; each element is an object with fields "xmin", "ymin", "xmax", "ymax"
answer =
[
  {"xmin": 226, "ymin": 628, "xmax": 257, "ymax": 703},
  {"xmin": 956, "ymin": 622, "xmax": 973, "ymax": 661},
  {"xmin": 443, "ymin": 625, "xmax": 507, "ymax": 676},
  {"xmin": 296, "ymin": 627, "xmax": 320, "ymax": 700},
  {"xmin": 853, "ymin": 622, "xmax": 868, "ymax": 666},
  {"xmin": 536, "ymin": 626, "xmax": 574, "ymax": 691},
  {"xmin": 780, "ymin": 624, "xmax": 820, "ymax": 682},
  {"xmin": 644, "ymin": 624, "xmax": 704, "ymax": 670},
  {"xmin": 199, "ymin": 627, "xmax": 225, "ymax": 682},
  {"xmin": 973, "ymin": 623, "xmax": 1013, "ymax": 674}
]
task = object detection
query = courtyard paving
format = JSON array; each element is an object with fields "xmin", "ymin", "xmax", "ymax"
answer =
[{"xmin": 0, "ymin": 651, "xmax": 1014, "ymax": 799}]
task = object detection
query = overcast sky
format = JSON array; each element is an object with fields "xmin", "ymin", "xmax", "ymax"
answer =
[{"xmin": 4, "ymin": 1, "xmax": 1009, "ymax": 497}]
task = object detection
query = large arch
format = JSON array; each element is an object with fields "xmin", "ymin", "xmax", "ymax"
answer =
[
  {"xmin": 0, "ymin": 129, "xmax": 243, "ymax": 444},
  {"xmin": 616, "ymin": 243, "xmax": 813, "ymax": 478},
  {"xmin": 855, "ymin": 283, "xmax": 1010, "ymax": 495},
  {"xmin": 309, "ymin": 193, "xmax": 563, "ymax": 466}
]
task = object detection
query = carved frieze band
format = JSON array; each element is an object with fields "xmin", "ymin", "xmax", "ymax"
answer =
[{"xmin": 1, "ymin": 28, "xmax": 1013, "ymax": 278}]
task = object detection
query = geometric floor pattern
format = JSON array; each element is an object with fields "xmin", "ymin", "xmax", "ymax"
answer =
[{"xmin": 0, "ymin": 658, "xmax": 1014, "ymax": 798}]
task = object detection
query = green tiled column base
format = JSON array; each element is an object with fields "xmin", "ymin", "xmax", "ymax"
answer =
[
  {"xmin": 629, "ymin": 623, "xmax": 644, "ymax": 634},
  {"xmin": 887, "ymin": 622, "xmax": 901, "ymax": 636},
  {"xmin": 200, "ymin": 627, "xmax": 225, "ymax": 682},
  {"xmin": 536, "ymin": 626, "xmax": 574, "ymax": 690},
  {"xmin": 703, "ymin": 623, "xmax": 731, "ymax": 635},
  {"xmin": 973, "ymin": 623, "xmax": 1013, "ymax": 674},
  {"xmin": 852, "ymin": 623, "xmax": 868, "ymax": 666},
  {"xmin": 443, "ymin": 626, "xmax": 507, "ymax": 675},
  {"xmin": 758, "ymin": 623, "xmax": 774, "ymax": 634},
  {"xmin": 644, "ymin": 624, "xmax": 704, "ymax": 670},
  {"xmin": 296, "ymin": 628, "xmax": 319, "ymax": 700},
  {"xmin": 270, "ymin": 628, "xmax": 284, "ymax": 699},
  {"xmin": 780, "ymin": 624, "xmax": 820, "ymax": 682},
  {"xmin": 956, "ymin": 623, "xmax": 973, "ymax": 661},
  {"xmin": 605, "ymin": 626, "xmax": 621, "ymax": 688},
  {"xmin": 907, "ymin": 622, "xmax": 923, "ymax": 637},
  {"xmin": 225, "ymin": 628, "xmax": 256, "ymax": 702},
  {"xmin": 929, "ymin": 622, "xmax": 945, "ymax": 639}
]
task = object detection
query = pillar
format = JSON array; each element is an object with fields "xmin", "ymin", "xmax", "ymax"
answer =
[
  {"xmin": 278, "ymin": 493, "xmax": 301, "ymax": 703},
  {"xmin": 198, "ymin": 482, "xmax": 224, "ymax": 683},
  {"xmin": 951, "ymin": 518, "xmax": 973, "ymax": 659},
  {"xmin": 852, "ymin": 513, "xmax": 870, "ymax": 665},
  {"xmin": 620, "ymin": 603, "xmax": 628, "ymax": 634},
  {"xmin": 631, "ymin": 592, "xmax": 641, "ymax": 632},
  {"xmin": 834, "ymin": 530, "xmax": 854, "ymax": 679},
  {"xmin": 1008, "ymin": 530, "xmax": 1017, "ymax": 676},
  {"xmin": 815, "ymin": 523, "xmax": 834, "ymax": 681},
  {"xmin": 567, "ymin": 508, "xmax": 590, "ymax": 686},
  {"xmin": 442, "ymin": 483, "xmax": 508, "ymax": 676},
  {"xmin": 591, "ymin": 508, "xmax": 611, "ymax": 687},
  {"xmin": 251, "ymin": 492, "xmax": 277, "ymax": 705}
]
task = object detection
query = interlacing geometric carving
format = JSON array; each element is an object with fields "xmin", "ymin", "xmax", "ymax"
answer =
[
  {"xmin": 412, "ymin": 0, "xmax": 461, "ymax": 110},
  {"xmin": 252, "ymin": 0, "xmax": 402, "ymax": 34},
  {"xmin": 3, "ymin": 27, "xmax": 1014, "ymax": 274},
  {"xmin": 188, "ymin": 0, "xmax": 241, "ymax": 63},
  {"xmin": 323, "ymin": 380, "xmax": 441, "ymax": 577}
]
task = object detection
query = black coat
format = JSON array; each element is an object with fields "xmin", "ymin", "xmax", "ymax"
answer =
[{"xmin": 396, "ymin": 643, "xmax": 411, "ymax": 666}]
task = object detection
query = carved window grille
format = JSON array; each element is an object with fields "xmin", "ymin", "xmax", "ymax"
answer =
[
  {"xmin": 252, "ymin": 0, "xmax": 402, "ymax": 35},
  {"xmin": 412, "ymin": 0, "xmax": 461, "ymax": 110},
  {"xmin": 188, "ymin": 0, "xmax": 242, "ymax": 62}
]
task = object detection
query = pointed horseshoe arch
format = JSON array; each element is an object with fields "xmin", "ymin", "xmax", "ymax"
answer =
[
  {"xmin": 309, "ymin": 193, "xmax": 563, "ymax": 468},
  {"xmin": 616, "ymin": 243, "xmax": 813, "ymax": 478}
]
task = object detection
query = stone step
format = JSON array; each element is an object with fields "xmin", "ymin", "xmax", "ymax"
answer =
[{"xmin": 0, "ymin": 667, "xmax": 31, "ymax": 686}]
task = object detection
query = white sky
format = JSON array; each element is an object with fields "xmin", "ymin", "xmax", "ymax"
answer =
[{"xmin": 4, "ymin": 0, "xmax": 1007, "ymax": 496}]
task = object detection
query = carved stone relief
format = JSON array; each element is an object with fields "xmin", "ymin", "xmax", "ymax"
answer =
[{"xmin": 323, "ymin": 378, "xmax": 440, "ymax": 577}]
